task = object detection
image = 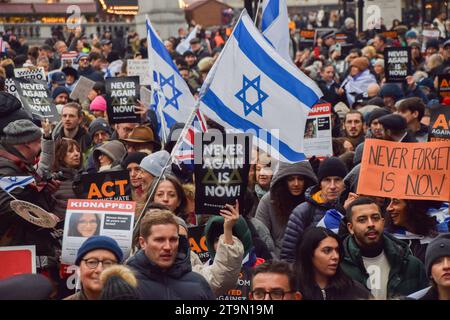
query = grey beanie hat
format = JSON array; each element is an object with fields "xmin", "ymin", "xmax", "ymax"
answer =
[
  {"xmin": 173, "ymin": 215, "xmax": 188, "ymax": 232},
  {"xmin": 425, "ymin": 233, "xmax": 450, "ymax": 278},
  {"xmin": 139, "ymin": 150, "xmax": 172, "ymax": 177},
  {"xmin": 1, "ymin": 119, "xmax": 42, "ymax": 145},
  {"xmin": 93, "ymin": 140, "xmax": 127, "ymax": 163}
]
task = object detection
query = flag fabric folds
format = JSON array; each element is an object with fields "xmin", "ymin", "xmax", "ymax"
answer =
[
  {"xmin": 176, "ymin": 26, "xmax": 199, "ymax": 55},
  {"xmin": 199, "ymin": 11, "xmax": 322, "ymax": 163},
  {"xmin": 261, "ymin": 0, "xmax": 291, "ymax": 62},
  {"xmin": 0, "ymin": 176, "xmax": 35, "ymax": 193}
]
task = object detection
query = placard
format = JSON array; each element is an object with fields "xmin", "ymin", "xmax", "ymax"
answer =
[
  {"xmin": 384, "ymin": 47, "xmax": 411, "ymax": 82},
  {"xmin": 0, "ymin": 246, "xmax": 36, "ymax": 280},
  {"xmin": 194, "ymin": 133, "xmax": 251, "ymax": 215},
  {"xmin": 303, "ymin": 102, "xmax": 333, "ymax": 158},
  {"xmin": 105, "ymin": 76, "xmax": 140, "ymax": 124},
  {"xmin": 188, "ymin": 225, "xmax": 210, "ymax": 263},
  {"xmin": 127, "ymin": 59, "xmax": 151, "ymax": 86},
  {"xmin": 140, "ymin": 86, "xmax": 152, "ymax": 108},
  {"xmin": 429, "ymin": 105, "xmax": 450, "ymax": 142},
  {"xmin": 70, "ymin": 76, "xmax": 95, "ymax": 103},
  {"xmin": 13, "ymin": 78, "xmax": 59, "ymax": 121},
  {"xmin": 437, "ymin": 74, "xmax": 450, "ymax": 102},
  {"xmin": 14, "ymin": 67, "xmax": 46, "ymax": 81},
  {"xmin": 61, "ymin": 199, "xmax": 135, "ymax": 265},
  {"xmin": 299, "ymin": 29, "xmax": 316, "ymax": 48},
  {"xmin": 357, "ymin": 139, "xmax": 450, "ymax": 201},
  {"xmin": 76, "ymin": 170, "xmax": 132, "ymax": 201},
  {"xmin": 60, "ymin": 51, "xmax": 79, "ymax": 70}
]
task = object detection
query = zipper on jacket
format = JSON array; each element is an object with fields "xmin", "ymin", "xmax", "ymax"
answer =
[{"xmin": 321, "ymin": 289, "xmax": 327, "ymax": 300}]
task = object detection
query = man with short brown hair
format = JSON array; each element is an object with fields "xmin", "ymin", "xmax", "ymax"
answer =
[{"xmin": 127, "ymin": 209, "xmax": 214, "ymax": 299}]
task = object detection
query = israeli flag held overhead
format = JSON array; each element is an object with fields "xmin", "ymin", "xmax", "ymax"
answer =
[
  {"xmin": 146, "ymin": 17, "xmax": 195, "ymax": 137},
  {"xmin": 176, "ymin": 26, "xmax": 199, "ymax": 55},
  {"xmin": 261, "ymin": 0, "xmax": 291, "ymax": 62},
  {"xmin": 200, "ymin": 11, "xmax": 322, "ymax": 163}
]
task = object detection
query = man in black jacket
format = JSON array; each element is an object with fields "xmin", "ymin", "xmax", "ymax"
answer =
[{"xmin": 127, "ymin": 209, "xmax": 214, "ymax": 300}]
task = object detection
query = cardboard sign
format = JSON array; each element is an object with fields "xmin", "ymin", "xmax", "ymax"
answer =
[
  {"xmin": 357, "ymin": 139, "xmax": 450, "ymax": 201},
  {"xmin": 14, "ymin": 78, "xmax": 59, "ymax": 121},
  {"xmin": 76, "ymin": 170, "xmax": 132, "ymax": 201},
  {"xmin": 0, "ymin": 246, "xmax": 36, "ymax": 280},
  {"xmin": 105, "ymin": 76, "xmax": 140, "ymax": 124},
  {"xmin": 188, "ymin": 225, "xmax": 210, "ymax": 263},
  {"xmin": 127, "ymin": 59, "xmax": 151, "ymax": 86},
  {"xmin": 384, "ymin": 47, "xmax": 411, "ymax": 82},
  {"xmin": 194, "ymin": 133, "xmax": 251, "ymax": 215},
  {"xmin": 303, "ymin": 103, "xmax": 333, "ymax": 159},
  {"xmin": 437, "ymin": 74, "xmax": 450, "ymax": 102},
  {"xmin": 429, "ymin": 105, "xmax": 450, "ymax": 142},
  {"xmin": 61, "ymin": 199, "xmax": 135, "ymax": 264},
  {"xmin": 10, "ymin": 200, "xmax": 59, "ymax": 228},
  {"xmin": 70, "ymin": 76, "xmax": 95, "ymax": 103},
  {"xmin": 140, "ymin": 86, "xmax": 152, "ymax": 109},
  {"xmin": 299, "ymin": 29, "xmax": 316, "ymax": 48},
  {"xmin": 14, "ymin": 67, "xmax": 46, "ymax": 81},
  {"xmin": 383, "ymin": 31, "xmax": 398, "ymax": 40}
]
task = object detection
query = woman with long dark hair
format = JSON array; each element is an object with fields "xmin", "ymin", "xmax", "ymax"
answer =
[
  {"xmin": 149, "ymin": 175, "xmax": 188, "ymax": 222},
  {"xmin": 386, "ymin": 198, "xmax": 439, "ymax": 263},
  {"xmin": 295, "ymin": 226, "xmax": 371, "ymax": 300},
  {"xmin": 255, "ymin": 161, "xmax": 317, "ymax": 258}
]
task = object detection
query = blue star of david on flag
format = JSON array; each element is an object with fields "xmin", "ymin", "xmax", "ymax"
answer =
[
  {"xmin": 159, "ymin": 73, "xmax": 182, "ymax": 110},
  {"xmin": 235, "ymin": 75, "xmax": 269, "ymax": 117}
]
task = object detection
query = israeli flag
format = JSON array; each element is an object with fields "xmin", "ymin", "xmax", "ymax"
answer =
[
  {"xmin": 146, "ymin": 17, "xmax": 195, "ymax": 138},
  {"xmin": 200, "ymin": 11, "xmax": 322, "ymax": 163},
  {"xmin": 316, "ymin": 209, "xmax": 344, "ymax": 234},
  {"xmin": 261, "ymin": 0, "xmax": 291, "ymax": 62},
  {"xmin": 0, "ymin": 176, "xmax": 35, "ymax": 192},
  {"xmin": 176, "ymin": 26, "xmax": 199, "ymax": 55}
]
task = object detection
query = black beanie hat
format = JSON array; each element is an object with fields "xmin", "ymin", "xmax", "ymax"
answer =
[
  {"xmin": 121, "ymin": 152, "xmax": 147, "ymax": 169},
  {"xmin": 367, "ymin": 108, "xmax": 391, "ymax": 126},
  {"xmin": 425, "ymin": 233, "xmax": 450, "ymax": 278},
  {"xmin": 0, "ymin": 92, "xmax": 33, "ymax": 135},
  {"xmin": 317, "ymin": 157, "xmax": 348, "ymax": 182}
]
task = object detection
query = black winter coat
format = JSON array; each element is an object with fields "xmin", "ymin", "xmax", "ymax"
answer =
[
  {"xmin": 127, "ymin": 236, "xmax": 215, "ymax": 300},
  {"xmin": 299, "ymin": 280, "xmax": 371, "ymax": 300},
  {"xmin": 280, "ymin": 185, "xmax": 337, "ymax": 263}
]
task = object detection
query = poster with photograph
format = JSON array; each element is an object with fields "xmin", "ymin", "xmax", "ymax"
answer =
[
  {"xmin": 303, "ymin": 103, "xmax": 333, "ymax": 159},
  {"xmin": 61, "ymin": 199, "xmax": 135, "ymax": 265}
]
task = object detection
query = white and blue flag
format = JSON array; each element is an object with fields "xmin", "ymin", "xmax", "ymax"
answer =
[
  {"xmin": 176, "ymin": 26, "xmax": 199, "ymax": 55},
  {"xmin": 0, "ymin": 176, "xmax": 35, "ymax": 193},
  {"xmin": 261, "ymin": 0, "xmax": 291, "ymax": 62},
  {"xmin": 146, "ymin": 17, "xmax": 196, "ymax": 139},
  {"xmin": 200, "ymin": 11, "xmax": 322, "ymax": 163}
]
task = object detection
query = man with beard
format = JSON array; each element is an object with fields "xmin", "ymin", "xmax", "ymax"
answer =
[
  {"xmin": 342, "ymin": 111, "xmax": 365, "ymax": 148},
  {"xmin": 341, "ymin": 197, "xmax": 428, "ymax": 299}
]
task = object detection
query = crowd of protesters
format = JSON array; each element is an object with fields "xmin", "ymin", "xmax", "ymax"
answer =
[{"xmin": 0, "ymin": 7, "xmax": 450, "ymax": 301}]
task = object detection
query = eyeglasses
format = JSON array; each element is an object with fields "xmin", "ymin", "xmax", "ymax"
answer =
[
  {"xmin": 251, "ymin": 288, "xmax": 293, "ymax": 300},
  {"xmin": 82, "ymin": 258, "xmax": 117, "ymax": 269},
  {"xmin": 79, "ymin": 219, "xmax": 97, "ymax": 226}
]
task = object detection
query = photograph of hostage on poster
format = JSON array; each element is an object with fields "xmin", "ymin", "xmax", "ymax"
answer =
[
  {"xmin": 303, "ymin": 103, "xmax": 333, "ymax": 159},
  {"xmin": 61, "ymin": 199, "xmax": 135, "ymax": 265}
]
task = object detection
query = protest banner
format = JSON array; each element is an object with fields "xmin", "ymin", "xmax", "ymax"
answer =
[
  {"xmin": 217, "ymin": 268, "xmax": 252, "ymax": 300},
  {"xmin": 0, "ymin": 246, "xmax": 36, "ymax": 280},
  {"xmin": 303, "ymin": 102, "xmax": 333, "ymax": 159},
  {"xmin": 437, "ymin": 74, "xmax": 450, "ymax": 102},
  {"xmin": 127, "ymin": 59, "xmax": 151, "ymax": 86},
  {"xmin": 383, "ymin": 31, "xmax": 398, "ymax": 40},
  {"xmin": 75, "ymin": 170, "xmax": 132, "ymax": 201},
  {"xmin": 188, "ymin": 225, "xmax": 210, "ymax": 263},
  {"xmin": 357, "ymin": 139, "xmax": 450, "ymax": 201},
  {"xmin": 5, "ymin": 78, "xmax": 19, "ymax": 98},
  {"xmin": 299, "ymin": 29, "xmax": 316, "ymax": 48},
  {"xmin": 194, "ymin": 133, "xmax": 251, "ymax": 215},
  {"xmin": 384, "ymin": 47, "xmax": 411, "ymax": 82},
  {"xmin": 61, "ymin": 199, "xmax": 135, "ymax": 264},
  {"xmin": 14, "ymin": 78, "xmax": 59, "ymax": 121},
  {"xmin": 140, "ymin": 86, "xmax": 152, "ymax": 109},
  {"xmin": 70, "ymin": 76, "xmax": 95, "ymax": 103},
  {"xmin": 335, "ymin": 33, "xmax": 348, "ymax": 44},
  {"xmin": 105, "ymin": 76, "xmax": 140, "ymax": 123},
  {"xmin": 428, "ymin": 104, "xmax": 450, "ymax": 142},
  {"xmin": 61, "ymin": 51, "xmax": 79, "ymax": 69},
  {"xmin": 14, "ymin": 67, "xmax": 46, "ymax": 81}
]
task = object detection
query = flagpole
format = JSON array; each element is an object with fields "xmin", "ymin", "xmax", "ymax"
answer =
[{"xmin": 254, "ymin": 0, "xmax": 263, "ymax": 26}]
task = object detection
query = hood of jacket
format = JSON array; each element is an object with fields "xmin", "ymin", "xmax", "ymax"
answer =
[
  {"xmin": 304, "ymin": 185, "xmax": 338, "ymax": 210},
  {"xmin": 92, "ymin": 140, "xmax": 126, "ymax": 170},
  {"xmin": 270, "ymin": 161, "xmax": 318, "ymax": 191},
  {"xmin": 127, "ymin": 235, "xmax": 192, "ymax": 280},
  {"xmin": 204, "ymin": 215, "xmax": 252, "ymax": 260}
]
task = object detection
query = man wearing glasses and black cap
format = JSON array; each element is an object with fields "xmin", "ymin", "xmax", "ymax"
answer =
[{"xmin": 250, "ymin": 260, "xmax": 302, "ymax": 300}]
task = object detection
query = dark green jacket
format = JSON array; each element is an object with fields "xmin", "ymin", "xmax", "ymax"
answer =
[{"xmin": 341, "ymin": 233, "xmax": 428, "ymax": 299}]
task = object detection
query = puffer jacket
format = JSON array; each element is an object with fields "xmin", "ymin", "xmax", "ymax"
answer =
[
  {"xmin": 191, "ymin": 234, "xmax": 244, "ymax": 297},
  {"xmin": 280, "ymin": 185, "xmax": 338, "ymax": 262},
  {"xmin": 300, "ymin": 280, "xmax": 371, "ymax": 300},
  {"xmin": 127, "ymin": 236, "xmax": 214, "ymax": 300},
  {"xmin": 255, "ymin": 161, "xmax": 317, "ymax": 258},
  {"xmin": 341, "ymin": 233, "xmax": 428, "ymax": 299}
]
